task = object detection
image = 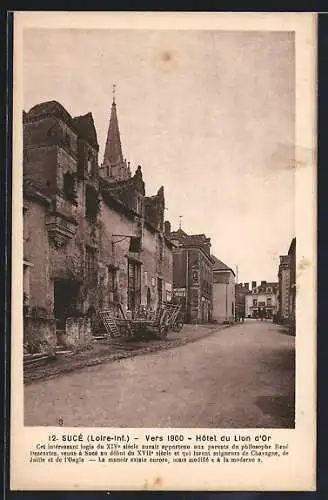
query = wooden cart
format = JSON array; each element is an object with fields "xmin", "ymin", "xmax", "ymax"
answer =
[
  {"xmin": 165, "ymin": 303, "xmax": 184, "ymax": 332},
  {"xmin": 99, "ymin": 302, "xmax": 170, "ymax": 340}
]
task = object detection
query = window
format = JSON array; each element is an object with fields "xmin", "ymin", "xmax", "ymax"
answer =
[
  {"xmin": 85, "ymin": 184, "xmax": 100, "ymax": 221},
  {"xmin": 267, "ymin": 298, "xmax": 272, "ymax": 306},
  {"xmin": 253, "ymin": 299, "xmax": 257, "ymax": 306},
  {"xmin": 87, "ymin": 152, "xmax": 93, "ymax": 176},
  {"xmin": 106, "ymin": 166, "xmax": 110, "ymax": 177},
  {"xmin": 107, "ymin": 266, "xmax": 117, "ymax": 302},
  {"xmin": 157, "ymin": 278, "xmax": 163, "ymax": 304},
  {"xmin": 158, "ymin": 236, "xmax": 164, "ymax": 262},
  {"xmin": 136, "ymin": 195, "xmax": 143, "ymax": 214},
  {"xmin": 85, "ymin": 247, "xmax": 97, "ymax": 284},
  {"xmin": 63, "ymin": 171, "xmax": 77, "ymax": 200}
]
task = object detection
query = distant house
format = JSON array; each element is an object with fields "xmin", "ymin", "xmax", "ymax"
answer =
[
  {"xmin": 212, "ymin": 256, "xmax": 236, "ymax": 324},
  {"xmin": 169, "ymin": 228, "xmax": 214, "ymax": 324},
  {"xmin": 245, "ymin": 281, "xmax": 278, "ymax": 319}
]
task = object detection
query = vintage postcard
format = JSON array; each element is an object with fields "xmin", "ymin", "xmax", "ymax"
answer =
[{"xmin": 11, "ymin": 11, "xmax": 316, "ymax": 491}]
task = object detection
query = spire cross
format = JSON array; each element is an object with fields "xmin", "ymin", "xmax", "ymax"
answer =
[{"xmin": 112, "ymin": 83, "xmax": 116, "ymax": 104}]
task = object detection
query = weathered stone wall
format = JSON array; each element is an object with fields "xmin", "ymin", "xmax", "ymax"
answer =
[
  {"xmin": 24, "ymin": 315, "xmax": 57, "ymax": 352},
  {"xmin": 23, "ymin": 102, "xmax": 173, "ymax": 347},
  {"xmin": 24, "ymin": 199, "xmax": 52, "ymax": 312},
  {"xmin": 65, "ymin": 317, "xmax": 92, "ymax": 348},
  {"xmin": 212, "ymin": 272, "xmax": 235, "ymax": 323}
]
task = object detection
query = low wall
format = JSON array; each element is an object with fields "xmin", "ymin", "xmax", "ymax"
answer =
[
  {"xmin": 63, "ymin": 317, "xmax": 92, "ymax": 349},
  {"xmin": 24, "ymin": 315, "xmax": 56, "ymax": 353}
]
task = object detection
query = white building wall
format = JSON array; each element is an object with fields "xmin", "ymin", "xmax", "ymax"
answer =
[
  {"xmin": 245, "ymin": 291, "xmax": 278, "ymax": 318},
  {"xmin": 212, "ymin": 272, "xmax": 235, "ymax": 323}
]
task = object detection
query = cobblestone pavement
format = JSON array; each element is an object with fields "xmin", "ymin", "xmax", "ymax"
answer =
[
  {"xmin": 24, "ymin": 323, "xmax": 224, "ymax": 385},
  {"xmin": 24, "ymin": 320, "xmax": 295, "ymax": 428}
]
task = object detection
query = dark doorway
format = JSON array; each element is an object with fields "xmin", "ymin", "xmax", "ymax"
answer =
[
  {"xmin": 54, "ymin": 279, "xmax": 80, "ymax": 330},
  {"xmin": 127, "ymin": 260, "xmax": 141, "ymax": 312},
  {"xmin": 157, "ymin": 278, "xmax": 163, "ymax": 304}
]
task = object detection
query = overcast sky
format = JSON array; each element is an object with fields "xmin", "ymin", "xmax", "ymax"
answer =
[{"xmin": 23, "ymin": 28, "xmax": 295, "ymax": 283}]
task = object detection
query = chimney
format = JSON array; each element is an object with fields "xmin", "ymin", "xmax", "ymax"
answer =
[
  {"xmin": 261, "ymin": 280, "xmax": 266, "ymax": 286},
  {"xmin": 252, "ymin": 281, "xmax": 257, "ymax": 289},
  {"xmin": 164, "ymin": 220, "xmax": 171, "ymax": 236},
  {"xmin": 244, "ymin": 282, "xmax": 249, "ymax": 290}
]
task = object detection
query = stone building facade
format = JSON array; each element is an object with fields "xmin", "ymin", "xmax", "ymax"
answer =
[
  {"xmin": 169, "ymin": 228, "xmax": 214, "ymax": 324},
  {"xmin": 235, "ymin": 282, "xmax": 250, "ymax": 319},
  {"xmin": 278, "ymin": 255, "xmax": 291, "ymax": 323},
  {"xmin": 211, "ymin": 257, "xmax": 236, "ymax": 324},
  {"xmin": 277, "ymin": 237, "xmax": 296, "ymax": 332},
  {"xmin": 23, "ymin": 98, "xmax": 174, "ymax": 352},
  {"xmin": 288, "ymin": 238, "xmax": 296, "ymax": 334}
]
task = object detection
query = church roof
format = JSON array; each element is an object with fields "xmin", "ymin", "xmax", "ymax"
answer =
[{"xmin": 103, "ymin": 100, "xmax": 124, "ymax": 166}]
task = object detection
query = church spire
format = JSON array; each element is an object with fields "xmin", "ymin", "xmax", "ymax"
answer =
[
  {"xmin": 101, "ymin": 85, "xmax": 130, "ymax": 183},
  {"xmin": 103, "ymin": 84, "xmax": 123, "ymax": 166}
]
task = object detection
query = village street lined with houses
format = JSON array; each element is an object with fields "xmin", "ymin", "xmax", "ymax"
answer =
[
  {"xmin": 22, "ymin": 91, "xmax": 296, "ymax": 429},
  {"xmin": 22, "ymin": 29, "xmax": 297, "ymax": 429}
]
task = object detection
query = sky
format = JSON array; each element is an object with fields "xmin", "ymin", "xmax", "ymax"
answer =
[{"xmin": 23, "ymin": 28, "xmax": 295, "ymax": 283}]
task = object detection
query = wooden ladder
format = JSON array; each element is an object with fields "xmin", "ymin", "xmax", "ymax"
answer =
[{"xmin": 99, "ymin": 311, "xmax": 121, "ymax": 338}]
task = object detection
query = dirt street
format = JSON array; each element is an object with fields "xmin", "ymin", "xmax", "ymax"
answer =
[{"xmin": 24, "ymin": 320, "xmax": 295, "ymax": 428}]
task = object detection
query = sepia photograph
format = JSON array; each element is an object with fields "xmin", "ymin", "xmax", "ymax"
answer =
[
  {"xmin": 11, "ymin": 11, "xmax": 316, "ymax": 491},
  {"xmin": 23, "ymin": 25, "xmax": 296, "ymax": 428}
]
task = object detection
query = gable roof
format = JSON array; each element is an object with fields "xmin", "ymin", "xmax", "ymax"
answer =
[{"xmin": 212, "ymin": 255, "xmax": 235, "ymax": 275}]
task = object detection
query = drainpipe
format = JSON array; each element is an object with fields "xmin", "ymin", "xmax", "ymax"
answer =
[{"xmin": 225, "ymin": 283, "xmax": 228, "ymax": 322}]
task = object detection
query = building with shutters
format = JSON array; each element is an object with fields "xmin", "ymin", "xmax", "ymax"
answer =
[
  {"xmin": 245, "ymin": 281, "xmax": 278, "ymax": 319},
  {"xmin": 211, "ymin": 257, "xmax": 236, "ymax": 324},
  {"xmin": 23, "ymin": 93, "xmax": 174, "ymax": 351},
  {"xmin": 169, "ymin": 228, "xmax": 214, "ymax": 324}
]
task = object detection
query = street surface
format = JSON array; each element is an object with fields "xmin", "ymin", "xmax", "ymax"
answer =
[{"xmin": 24, "ymin": 320, "xmax": 295, "ymax": 428}]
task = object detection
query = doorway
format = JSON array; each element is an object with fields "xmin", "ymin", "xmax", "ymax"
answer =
[
  {"xmin": 54, "ymin": 279, "xmax": 80, "ymax": 330},
  {"xmin": 157, "ymin": 278, "xmax": 163, "ymax": 305}
]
